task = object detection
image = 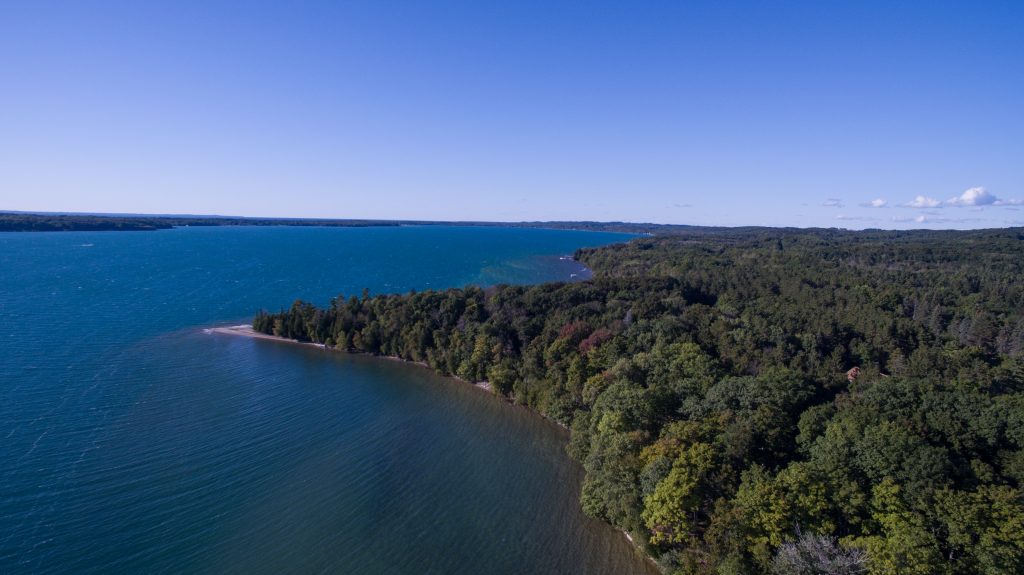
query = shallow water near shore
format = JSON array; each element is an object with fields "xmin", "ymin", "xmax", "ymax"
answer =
[{"xmin": 0, "ymin": 225, "xmax": 657, "ymax": 574}]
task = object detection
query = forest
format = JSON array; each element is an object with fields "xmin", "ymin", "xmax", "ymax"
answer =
[{"xmin": 253, "ymin": 227, "xmax": 1024, "ymax": 574}]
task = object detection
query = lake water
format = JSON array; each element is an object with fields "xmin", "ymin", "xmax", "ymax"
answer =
[{"xmin": 0, "ymin": 226, "xmax": 657, "ymax": 574}]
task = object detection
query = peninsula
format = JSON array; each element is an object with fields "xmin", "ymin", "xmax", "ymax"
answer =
[{"xmin": 252, "ymin": 226, "xmax": 1024, "ymax": 574}]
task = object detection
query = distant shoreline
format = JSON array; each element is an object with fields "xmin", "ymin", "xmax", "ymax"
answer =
[
  {"xmin": 0, "ymin": 212, "xmax": 660, "ymax": 235},
  {"xmin": 208, "ymin": 324, "xmax": 494, "ymax": 393}
]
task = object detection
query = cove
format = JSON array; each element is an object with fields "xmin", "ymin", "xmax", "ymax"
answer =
[{"xmin": 0, "ymin": 225, "xmax": 658, "ymax": 574}]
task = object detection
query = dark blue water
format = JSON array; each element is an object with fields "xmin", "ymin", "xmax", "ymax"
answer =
[{"xmin": 0, "ymin": 226, "xmax": 655, "ymax": 574}]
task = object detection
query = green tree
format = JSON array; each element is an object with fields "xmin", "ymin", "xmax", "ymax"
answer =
[{"xmin": 641, "ymin": 442, "xmax": 715, "ymax": 545}]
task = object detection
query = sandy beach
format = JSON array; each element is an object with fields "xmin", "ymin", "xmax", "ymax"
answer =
[{"xmin": 208, "ymin": 324, "xmax": 326, "ymax": 347}]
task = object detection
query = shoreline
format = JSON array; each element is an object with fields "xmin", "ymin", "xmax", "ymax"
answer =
[
  {"xmin": 208, "ymin": 324, "xmax": 494, "ymax": 393},
  {"xmin": 207, "ymin": 323, "xmax": 657, "ymax": 570}
]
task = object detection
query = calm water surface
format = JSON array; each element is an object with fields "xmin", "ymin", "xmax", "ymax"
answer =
[{"xmin": 0, "ymin": 226, "xmax": 656, "ymax": 574}]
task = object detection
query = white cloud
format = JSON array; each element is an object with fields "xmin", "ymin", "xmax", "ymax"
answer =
[
  {"xmin": 947, "ymin": 186, "xmax": 997, "ymax": 206},
  {"xmin": 895, "ymin": 188, "xmax": 1022, "ymax": 209},
  {"xmin": 904, "ymin": 195, "xmax": 942, "ymax": 208},
  {"xmin": 945, "ymin": 186, "xmax": 1022, "ymax": 207},
  {"xmin": 822, "ymin": 198, "xmax": 844, "ymax": 208},
  {"xmin": 859, "ymin": 198, "xmax": 888, "ymax": 208}
]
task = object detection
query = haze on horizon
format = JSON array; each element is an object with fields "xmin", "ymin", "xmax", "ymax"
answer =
[{"xmin": 1, "ymin": 1, "xmax": 1022, "ymax": 230}]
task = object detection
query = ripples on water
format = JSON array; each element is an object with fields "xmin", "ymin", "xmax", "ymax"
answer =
[{"xmin": 0, "ymin": 226, "xmax": 656, "ymax": 574}]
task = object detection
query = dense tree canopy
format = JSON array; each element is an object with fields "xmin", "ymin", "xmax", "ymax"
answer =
[{"xmin": 254, "ymin": 227, "xmax": 1024, "ymax": 574}]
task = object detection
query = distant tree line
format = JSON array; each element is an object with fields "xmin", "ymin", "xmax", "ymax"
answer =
[
  {"xmin": 0, "ymin": 212, "xmax": 672, "ymax": 234},
  {"xmin": 0, "ymin": 213, "xmax": 174, "ymax": 231},
  {"xmin": 0, "ymin": 213, "xmax": 402, "ymax": 232},
  {"xmin": 254, "ymin": 227, "xmax": 1024, "ymax": 574}
]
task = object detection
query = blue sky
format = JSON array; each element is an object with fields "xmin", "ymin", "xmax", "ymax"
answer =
[{"xmin": 2, "ymin": 1, "xmax": 1022, "ymax": 228}]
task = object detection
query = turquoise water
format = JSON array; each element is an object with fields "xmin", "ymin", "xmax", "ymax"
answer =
[{"xmin": 0, "ymin": 226, "xmax": 655, "ymax": 574}]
